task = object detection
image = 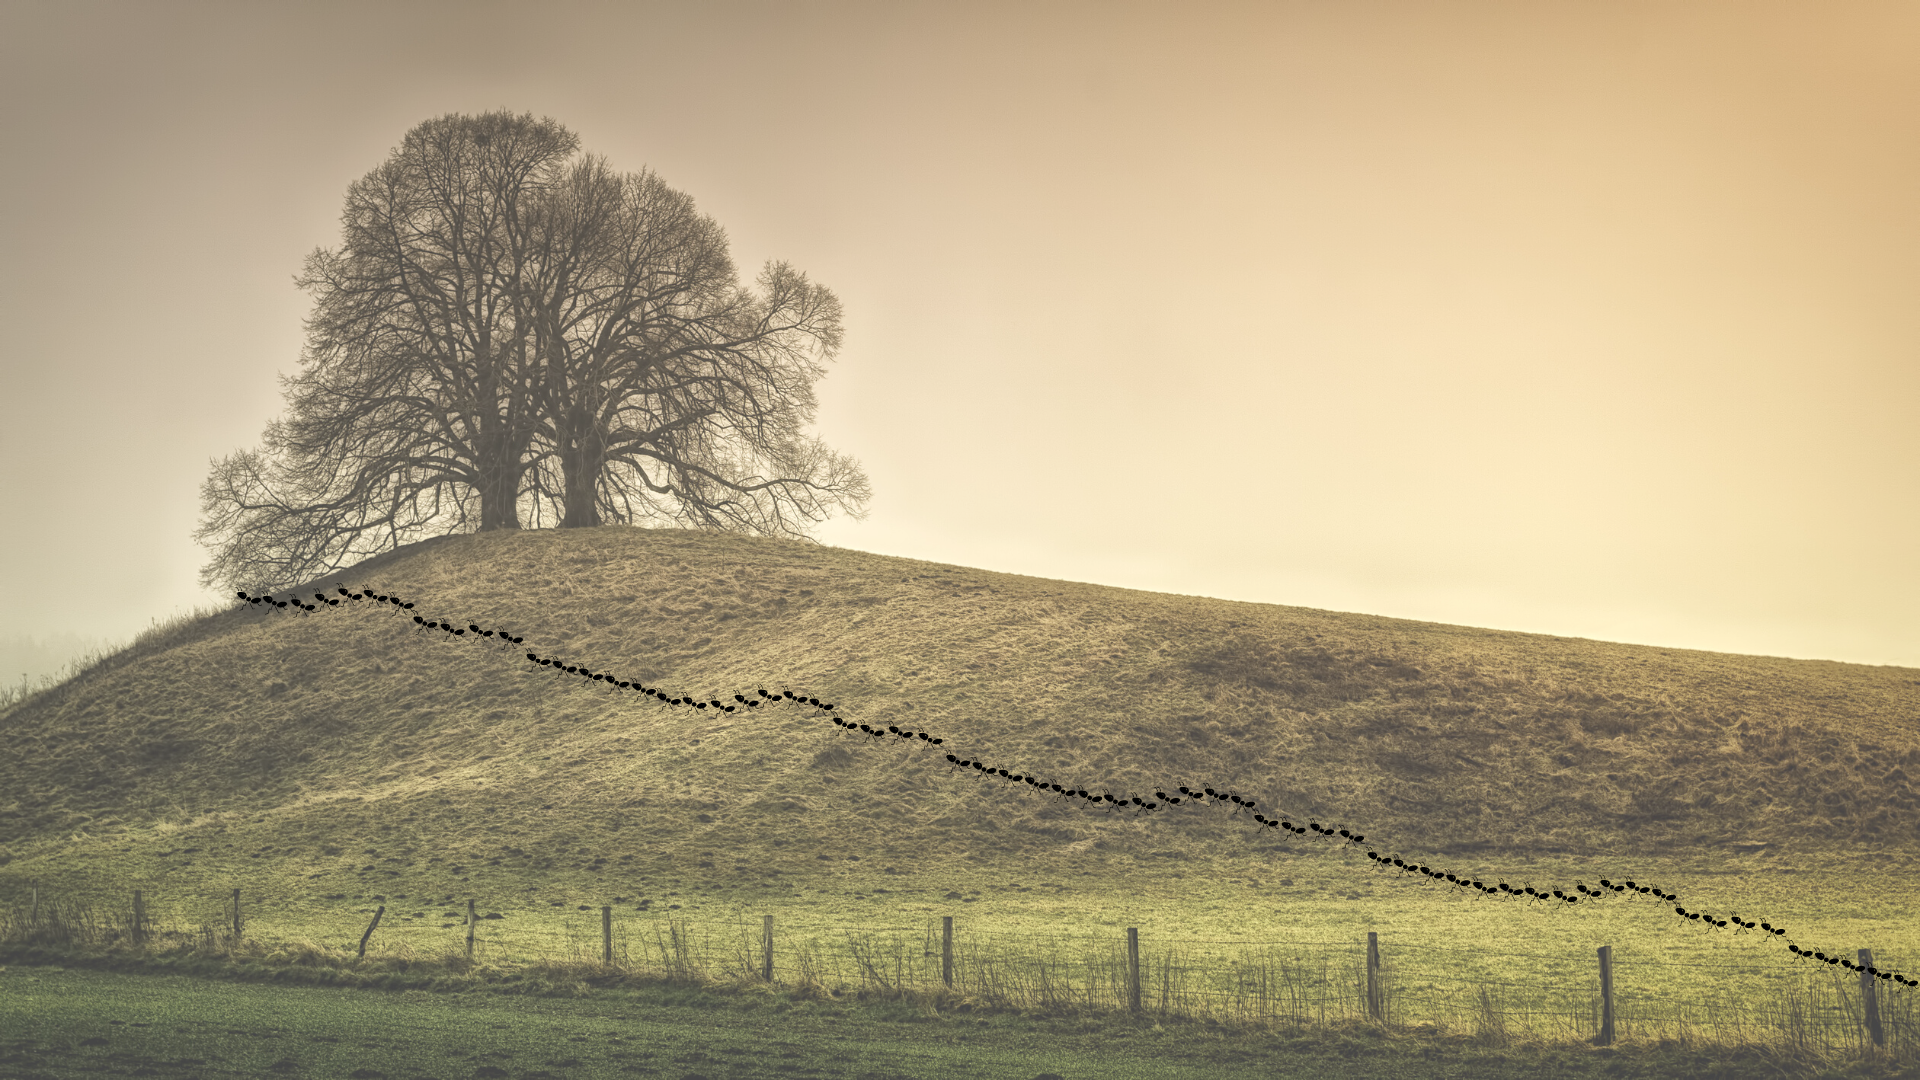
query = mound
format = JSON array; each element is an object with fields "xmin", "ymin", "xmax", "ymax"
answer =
[{"xmin": 1, "ymin": 525, "xmax": 1915, "ymax": 900}]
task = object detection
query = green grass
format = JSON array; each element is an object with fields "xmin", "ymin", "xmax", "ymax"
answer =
[
  {"xmin": 16, "ymin": 959, "xmax": 1882, "ymax": 1080},
  {"xmin": 5, "ymin": 948, "xmax": 1913, "ymax": 1080},
  {"xmin": 3, "ymin": 870, "xmax": 1915, "ymax": 1075},
  {"xmin": 1, "ymin": 523, "xmax": 1917, "ymax": 1077}
]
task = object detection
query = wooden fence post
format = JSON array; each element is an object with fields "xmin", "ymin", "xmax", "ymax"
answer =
[
  {"xmin": 602, "ymin": 906, "xmax": 612, "ymax": 964},
  {"xmin": 763, "ymin": 914, "xmax": 774, "ymax": 981},
  {"xmin": 1126, "ymin": 927, "xmax": 1141, "ymax": 1015},
  {"xmin": 1860, "ymin": 948, "xmax": 1884, "ymax": 1048},
  {"xmin": 232, "ymin": 889, "xmax": 242, "ymax": 940},
  {"xmin": 466, "ymin": 900, "xmax": 476, "ymax": 961},
  {"xmin": 1366, "ymin": 931, "xmax": 1382, "ymax": 1022},
  {"xmin": 942, "ymin": 916, "xmax": 953, "ymax": 988},
  {"xmin": 358, "ymin": 906, "xmax": 384, "ymax": 958},
  {"xmin": 133, "ymin": 889, "xmax": 145, "ymax": 945},
  {"xmin": 1595, "ymin": 946, "xmax": 1615, "ymax": 1046}
]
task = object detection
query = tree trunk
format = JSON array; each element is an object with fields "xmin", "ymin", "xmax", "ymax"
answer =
[
  {"xmin": 558, "ymin": 431, "xmax": 603, "ymax": 528},
  {"xmin": 475, "ymin": 448, "xmax": 524, "ymax": 531}
]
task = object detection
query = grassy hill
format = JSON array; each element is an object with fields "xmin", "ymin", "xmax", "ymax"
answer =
[{"xmin": 2, "ymin": 524, "xmax": 1916, "ymax": 906}]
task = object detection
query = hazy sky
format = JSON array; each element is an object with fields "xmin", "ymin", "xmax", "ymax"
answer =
[{"xmin": 3, "ymin": 0, "xmax": 1916, "ymax": 675}]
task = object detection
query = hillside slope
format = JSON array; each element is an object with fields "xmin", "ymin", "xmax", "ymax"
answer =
[{"xmin": 1, "ymin": 526, "xmax": 1916, "ymax": 899}]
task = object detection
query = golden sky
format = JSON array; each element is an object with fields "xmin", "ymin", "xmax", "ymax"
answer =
[{"xmin": 1, "ymin": 0, "xmax": 1915, "ymax": 668}]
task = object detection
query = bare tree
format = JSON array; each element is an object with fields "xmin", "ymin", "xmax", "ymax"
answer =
[
  {"xmin": 196, "ymin": 110, "xmax": 869, "ymax": 594},
  {"xmin": 516, "ymin": 155, "xmax": 871, "ymax": 533}
]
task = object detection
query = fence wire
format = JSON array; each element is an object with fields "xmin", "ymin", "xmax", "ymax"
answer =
[{"xmin": 1, "ymin": 887, "xmax": 1913, "ymax": 1064}]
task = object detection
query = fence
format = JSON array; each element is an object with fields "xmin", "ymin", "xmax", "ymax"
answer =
[{"xmin": 2, "ymin": 880, "xmax": 1912, "ymax": 1063}]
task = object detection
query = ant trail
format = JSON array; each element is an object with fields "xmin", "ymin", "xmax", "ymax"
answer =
[{"xmin": 220, "ymin": 589, "xmax": 1920, "ymax": 995}]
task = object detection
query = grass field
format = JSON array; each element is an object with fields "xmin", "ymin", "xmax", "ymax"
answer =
[
  {"xmin": 16, "ymin": 956, "xmax": 1875, "ymax": 1080},
  {"xmin": 1, "ymin": 524, "xmax": 1916, "ymax": 1077},
  {"xmin": 3, "ymin": 914, "xmax": 1916, "ymax": 1080},
  {"xmin": 7, "ymin": 845, "xmax": 1916, "ymax": 1050}
]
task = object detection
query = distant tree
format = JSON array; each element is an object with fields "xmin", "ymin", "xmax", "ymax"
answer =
[{"xmin": 196, "ymin": 111, "xmax": 869, "ymax": 594}]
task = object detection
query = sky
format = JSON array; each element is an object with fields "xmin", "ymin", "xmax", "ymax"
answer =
[{"xmin": 1, "ymin": 0, "xmax": 1916, "ymax": 685}]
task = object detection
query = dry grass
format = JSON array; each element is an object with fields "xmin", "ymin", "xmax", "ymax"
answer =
[
  {"xmin": 0, "ymin": 524, "xmax": 1915, "ymax": 1070},
  {"xmin": 2, "ymin": 525, "xmax": 1913, "ymax": 877},
  {"xmin": 0, "ymin": 604, "xmax": 230, "ymax": 714}
]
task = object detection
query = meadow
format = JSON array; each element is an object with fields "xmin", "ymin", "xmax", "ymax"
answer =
[
  {"xmin": 1, "ymin": 525, "xmax": 1916, "ymax": 1078},
  {"xmin": 2, "ymin": 955, "xmax": 1813, "ymax": 1080}
]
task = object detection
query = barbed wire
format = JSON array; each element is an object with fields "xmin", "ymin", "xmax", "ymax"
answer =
[
  {"xmin": 3, "ymin": 892, "xmax": 1911, "ymax": 981},
  {"xmin": 11, "ymin": 902, "xmax": 1902, "ymax": 1038}
]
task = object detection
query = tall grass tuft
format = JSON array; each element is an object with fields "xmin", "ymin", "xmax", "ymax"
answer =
[{"xmin": 0, "ymin": 601, "xmax": 233, "ymax": 717}]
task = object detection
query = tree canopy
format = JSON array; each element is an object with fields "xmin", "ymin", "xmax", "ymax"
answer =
[{"xmin": 197, "ymin": 111, "xmax": 870, "ymax": 595}]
